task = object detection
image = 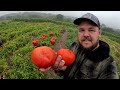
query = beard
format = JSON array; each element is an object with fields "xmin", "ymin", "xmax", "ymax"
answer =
[{"xmin": 79, "ymin": 37, "xmax": 99, "ymax": 53}]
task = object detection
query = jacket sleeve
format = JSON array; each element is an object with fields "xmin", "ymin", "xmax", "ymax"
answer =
[{"xmin": 98, "ymin": 61, "xmax": 119, "ymax": 79}]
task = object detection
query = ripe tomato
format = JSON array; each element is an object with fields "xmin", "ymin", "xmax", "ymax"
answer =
[
  {"xmin": 57, "ymin": 48, "xmax": 75, "ymax": 66},
  {"xmin": 50, "ymin": 37, "xmax": 56, "ymax": 45},
  {"xmin": 32, "ymin": 40, "xmax": 38, "ymax": 46},
  {"xmin": 40, "ymin": 34, "xmax": 47, "ymax": 40},
  {"xmin": 31, "ymin": 46, "xmax": 57, "ymax": 68},
  {"xmin": 50, "ymin": 32, "xmax": 54, "ymax": 36},
  {"xmin": 42, "ymin": 34, "xmax": 47, "ymax": 37}
]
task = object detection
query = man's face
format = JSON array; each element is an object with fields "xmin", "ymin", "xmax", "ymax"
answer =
[{"xmin": 77, "ymin": 21, "xmax": 101, "ymax": 51}]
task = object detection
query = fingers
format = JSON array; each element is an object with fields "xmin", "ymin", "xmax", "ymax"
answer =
[
  {"xmin": 58, "ymin": 66, "xmax": 67, "ymax": 71},
  {"xmin": 39, "ymin": 68, "xmax": 46, "ymax": 72},
  {"xmin": 39, "ymin": 67, "xmax": 51, "ymax": 72},
  {"xmin": 52, "ymin": 56, "xmax": 67, "ymax": 71},
  {"xmin": 59, "ymin": 60, "xmax": 65, "ymax": 68},
  {"xmin": 53, "ymin": 55, "xmax": 62, "ymax": 68}
]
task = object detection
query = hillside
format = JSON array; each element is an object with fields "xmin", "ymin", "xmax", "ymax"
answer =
[
  {"xmin": 0, "ymin": 18, "xmax": 120, "ymax": 79},
  {"xmin": 0, "ymin": 12, "xmax": 75, "ymax": 23}
]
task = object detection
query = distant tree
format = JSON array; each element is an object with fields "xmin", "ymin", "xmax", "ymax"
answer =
[
  {"xmin": 56, "ymin": 14, "xmax": 64, "ymax": 21},
  {"xmin": 101, "ymin": 24, "xmax": 106, "ymax": 28},
  {"xmin": 64, "ymin": 18, "xmax": 73, "ymax": 22},
  {"xmin": 102, "ymin": 27, "xmax": 115, "ymax": 33}
]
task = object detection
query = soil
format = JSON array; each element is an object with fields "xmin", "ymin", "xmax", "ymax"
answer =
[
  {"xmin": 6, "ymin": 57, "xmax": 14, "ymax": 69},
  {"xmin": 46, "ymin": 29, "xmax": 68, "ymax": 79},
  {"xmin": 54, "ymin": 29, "xmax": 68, "ymax": 52}
]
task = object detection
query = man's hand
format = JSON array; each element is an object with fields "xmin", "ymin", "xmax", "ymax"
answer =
[
  {"xmin": 39, "ymin": 55, "xmax": 67, "ymax": 72},
  {"xmin": 52, "ymin": 55, "xmax": 67, "ymax": 71},
  {"xmin": 39, "ymin": 67, "xmax": 51, "ymax": 72}
]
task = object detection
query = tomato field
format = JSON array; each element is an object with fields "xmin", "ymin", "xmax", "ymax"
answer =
[{"xmin": 0, "ymin": 18, "xmax": 120, "ymax": 79}]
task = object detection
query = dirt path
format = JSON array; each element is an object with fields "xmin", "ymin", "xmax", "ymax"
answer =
[
  {"xmin": 46, "ymin": 29, "xmax": 68, "ymax": 79},
  {"xmin": 6, "ymin": 57, "xmax": 14, "ymax": 69},
  {"xmin": 54, "ymin": 29, "xmax": 68, "ymax": 52}
]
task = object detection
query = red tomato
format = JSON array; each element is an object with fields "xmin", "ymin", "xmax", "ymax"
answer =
[
  {"xmin": 50, "ymin": 32, "xmax": 54, "ymax": 36},
  {"xmin": 32, "ymin": 40, "xmax": 38, "ymax": 46},
  {"xmin": 50, "ymin": 37, "xmax": 56, "ymax": 45},
  {"xmin": 51, "ymin": 37, "xmax": 56, "ymax": 40},
  {"xmin": 40, "ymin": 34, "xmax": 47, "ymax": 40},
  {"xmin": 42, "ymin": 34, "xmax": 47, "ymax": 37},
  {"xmin": 31, "ymin": 46, "xmax": 57, "ymax": 68},
  {"xmin": 50, "ymin": 40, "xmax": 55, "ymax": 45},
  {"xmin": 57, "ymin": 48, "xmax": 75, "ymax": 66}
]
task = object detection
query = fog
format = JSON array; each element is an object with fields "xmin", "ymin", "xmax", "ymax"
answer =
[{"xmin": 0, "ymin": 11, "xmax": 120, "ymax": 29}]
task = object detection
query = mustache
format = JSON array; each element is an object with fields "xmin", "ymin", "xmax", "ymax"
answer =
[{"xmin": 81, "ymin": 37, "xmax": 92, "ymax": 41}]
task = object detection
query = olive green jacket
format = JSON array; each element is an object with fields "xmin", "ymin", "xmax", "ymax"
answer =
[{"xmin": 55, "ymin": 40, "xmax": 119, "ymax": 79}]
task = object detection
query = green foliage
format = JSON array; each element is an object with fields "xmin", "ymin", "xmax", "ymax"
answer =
[
  {"xmin": 55, "ymin": 14, "xmax": 64, "ymax": 21},
  {"xmin": 0, "ymin": 19, "xmax": 66, "ymax": 79},
  {"xmin": 0, "ymin": 18, "xmax": 120, "ymax": 79},
  {"xmin": 102, "ymin": 30, "xmax": 120, "ymax": 44}
]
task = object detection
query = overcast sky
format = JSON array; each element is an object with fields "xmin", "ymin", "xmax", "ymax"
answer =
[{"xmin": 0, "ymin": 11, "xmax": 120, "ymax": 29}]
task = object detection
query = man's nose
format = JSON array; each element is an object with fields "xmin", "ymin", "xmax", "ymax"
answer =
[{"xmin": 83, "ymin": 31, "xmax": 90, "ymax": 36}]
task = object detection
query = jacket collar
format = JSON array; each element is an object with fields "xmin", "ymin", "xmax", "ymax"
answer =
[{"xmin": 78, "ymin": 40, "xmax": 110, "ymax": 62}]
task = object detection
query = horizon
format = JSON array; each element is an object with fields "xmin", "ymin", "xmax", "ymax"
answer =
[{"xmin": 0, "ymin": 11, "xmax": 120, "ymax": 29}]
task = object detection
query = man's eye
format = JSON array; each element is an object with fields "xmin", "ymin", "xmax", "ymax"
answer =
[
  {"xmin": 89, "ymin": 29, "xmax": 95, "ymax": 32},
  {"xmin": 79, "ymin": 29, "xmax": 84, "ymax": 32}
]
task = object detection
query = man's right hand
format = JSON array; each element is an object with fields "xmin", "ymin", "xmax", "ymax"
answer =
[
  {"xmin": 39, "ymin": 55, "xmax": 67, "ymax": 72},
  {"xmin": 52, "ymin": 55, "xmax": 67, "ymax": 71}
]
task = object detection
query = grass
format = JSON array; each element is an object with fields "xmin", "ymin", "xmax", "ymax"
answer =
[{"xmin": 0, "ymin": 18, "xmax": 120, "ymax": 79}]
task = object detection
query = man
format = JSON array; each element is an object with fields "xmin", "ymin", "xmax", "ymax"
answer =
[{"xmin": 40, "ymin": 13, "xmax": 119, "ymax": 79}]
